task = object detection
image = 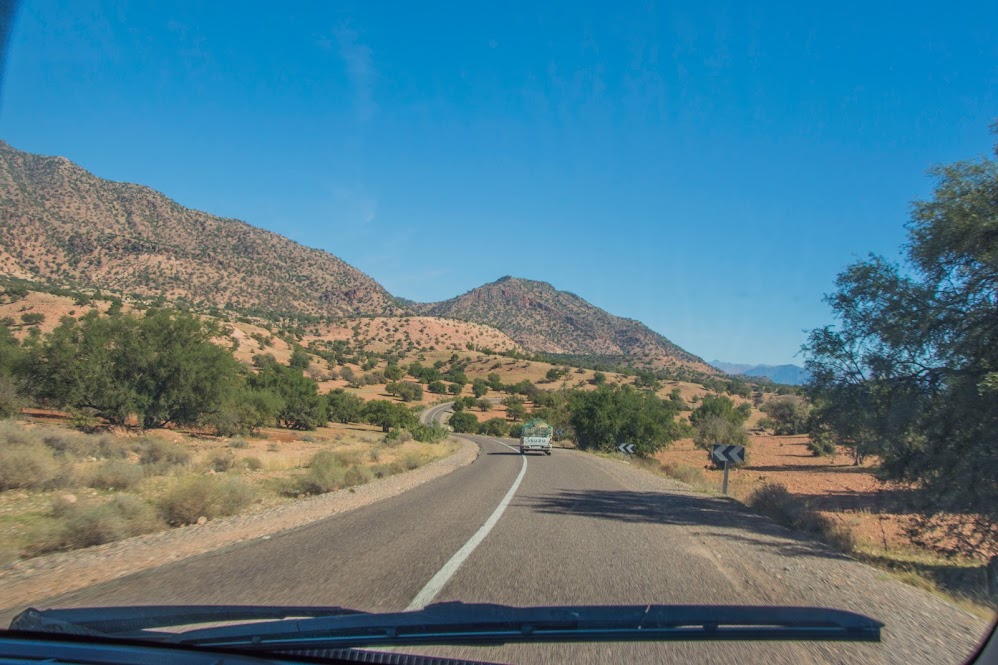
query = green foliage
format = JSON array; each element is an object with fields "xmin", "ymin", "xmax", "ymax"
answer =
[
  {"xmin": 803, "ymin": 133, "xmax": 998, "ymax": 553},
  {"xmin": 591, "ymin": 371, "xmax": 606, "ymax": 386},
  {"xmin": 690, "ymin": 394, "xmax": 748, "ymax": 428},
  {"xmin": 209, "ymin": 385, "xmax": 282, "ymax": 436},
  {"xmin": 447, "ymin": 382, "xmax": 462, "ymax": 395},
  {"xmin": 693, "ymin": 415, "xmax": 748, "ymax": 453},
  {"xmin": 570, "ymin": 385, "xmax": 682, "ymax": 455},
  {"xmin": 384, "ymin": 364, "xmax": 404, "ymax": 381},
  {"xmin": 478, "ymin": 417, "xmax": 510, "ymax": 437},
  {"xmin": 448, "ymin": 411, "xmax": 480, "ymax": 433},
  {"xmin": 427, "ymin": 380, "xmax": 447, "ymax": 394},
  {"xmin": 0, "ymin": 375, "xmax": 23, "ymax": 419},
  {"xmin": 249, "ymin": 358, "xmax": 324, "ymax": 430},
  {"xmin": 363, "ymin": 400, "xmax": 417, "ymax": 433},
  {"xmin": 20, "ymin": 312, "xmax": 44, "ymax": 326},
  {"xmin": 486, "ymin": 372, "xmax": 503, "ymax": 391},
  {"xmin": 410, "ymin": 422, "xmax": 449, "ymax": 443},
  {"xmin": 325, "ymin": 389, "xmax": 365, "ymax": 423},
  {"xmin": 27, "ymin": 310, "xmax": 240, "ymax": 429},
  {"xmin": 759, "ymin": 395, "xmax": 811, "ymax": 435},
  {"xmin": 471, "ymin": 378, "xmax": 489, "ymax": 398},
  {"xmin": 289, "ymin": 346, "xmax": 311, "ymax": 370}
]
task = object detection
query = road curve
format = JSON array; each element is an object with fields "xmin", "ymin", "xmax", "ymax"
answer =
[{"xmin": 7, "ymin": 406, "xmax": 989, "ymax": 664}]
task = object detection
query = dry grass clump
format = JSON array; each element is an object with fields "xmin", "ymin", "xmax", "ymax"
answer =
[{"xmin": 748, "ymin": 483, "xmax": 855, "ymax": 553}]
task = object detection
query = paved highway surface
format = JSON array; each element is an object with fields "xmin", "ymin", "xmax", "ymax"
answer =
[{"xmin": 10, "ymin": 404, "xmax": 990, "ymax": 664}]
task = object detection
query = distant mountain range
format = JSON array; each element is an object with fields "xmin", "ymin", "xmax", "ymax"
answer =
[
  {"xmin": 709, "ymin": 360, "xmax": 810, "ymax": 386},
  {"xmin": 0, "ymin": 140, "xmax": 714, "ymax": 374}
]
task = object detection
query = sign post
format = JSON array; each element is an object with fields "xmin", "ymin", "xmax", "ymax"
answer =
[{"xmin": 711, "ymin": 445, "xmax": 745, "ymax": 496}]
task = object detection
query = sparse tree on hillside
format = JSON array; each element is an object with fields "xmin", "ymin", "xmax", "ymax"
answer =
[
  {"xmin": 759, "ymin": 395, "xmax": 811, "ymax": 435},
  {"xmin": 326, "ymin": 389, "xmax": 365, "ymax": 423},
  {"xmin": 363, "ymin": 400, "xmax": 417, "ymax": 433},
  {"xmin": 472, "ymin": 378, "xmax": 489, "ymax": 398},
  {"xmin": 289, "ymin": 346, "xmax": 311, "ymax": 370}
]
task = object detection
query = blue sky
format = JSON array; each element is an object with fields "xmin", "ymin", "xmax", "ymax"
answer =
[{"xmin": 2, "ymin": 1, "xmax": 996, "ymax": 365}]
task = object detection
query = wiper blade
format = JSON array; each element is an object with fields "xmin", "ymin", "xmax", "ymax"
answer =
[
  {"xmin": 14, "ymin": 603, "xmax": 882, "ymax": 648},
  {"xmin": 10, "ymin": 605, "xmax": 365, "ymax": 639}
]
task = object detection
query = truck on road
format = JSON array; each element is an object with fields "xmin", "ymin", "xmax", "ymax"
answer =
[{"xmin": 519, "ymin": 418, "xmax": 554, "ymax": 455}]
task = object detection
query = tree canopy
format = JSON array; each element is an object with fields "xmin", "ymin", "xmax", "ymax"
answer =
[{"xmin": 804, "ymin": 130, "xmax": 998, "ymax": 552}]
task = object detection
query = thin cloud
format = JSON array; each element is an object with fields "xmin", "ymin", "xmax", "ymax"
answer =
[{"xmin": 333, "ymin": 25, "xmax": 376, "ymax": 122}]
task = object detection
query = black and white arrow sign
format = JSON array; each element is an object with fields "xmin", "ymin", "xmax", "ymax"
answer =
[
  {"xmin": 618, "ymin": 443, "xmax": 636, "ymax": 454},
  {"xmin": 712, "ymin": 444, "xmax": 745, "ymax": 464}
]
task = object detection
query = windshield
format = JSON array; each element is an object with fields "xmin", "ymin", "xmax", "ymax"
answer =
[{"xmin": 0, "ymin": 2, "xmax": 995, "ymax": 664}]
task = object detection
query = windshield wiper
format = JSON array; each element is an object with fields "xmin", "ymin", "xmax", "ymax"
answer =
[{"xmin": 10, "ymin": 602, "xmax": 882, "ymax": 649}]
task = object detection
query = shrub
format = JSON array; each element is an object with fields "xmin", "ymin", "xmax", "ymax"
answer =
[
  {"xmin": 371, "ymin": 461, "xmax": 404, "ymax": 478},
  {"xmin": 448, "ymin": 411, "xmax": 480, "ymax": 433},
  {"xmin": 478, "ymin": 418, "xmax": 509, "ymax": 437},
  {"xmin": 59, "ymin": 495, "xmax": 163, "ymax": 549},
  {"xmin": 228, "ymin": 437, "xmax": 249, "ymax": 449},
  {"xmin": 401, "ymin": 452, "xmax": 424, "ymax": 470},
  {"xmin": 67, "ymin": 409, "xmax": 101, "ymax": 433},
  {"xmin": 241, "ymin": 456, "xmax": 264, "ymax": 471},
  {"xmin": 206, "ymin": 450, "xmax": 235, "ymax": 472},
  {"xmin": 807, "ymin": 436, "xmax": 837, "ymax": 457},
  {"xmin": 298, "ymin": 450, "xmax": 347, "ymax": 494},
  {"xmin": 410, "ymin": 422, "xmax": 448, "ymax": 443},
  {"xmin": 382, "ymin": 428, "xmax": 414, "ymax": 446},
  {"xmin": 0, "ymin": 376, "xmax": 23, "ymax": 419},
  {"xmin": 331, "ymin": 449, "xmax": 363, "ymax": 467},
  {"xmin": 748, "ymin": 483, "xmax": 855, "ymax": 553},
  {"xmin": 343, "ymin": 465, "xmax": 373, "ymax": 487},
  {"xmin": 661, "ymin": 462, "xmax": 705, "ymax": 487},
  {"xmin": 89, "ymin": 460, "xmax": 145, "ymax": 490},
  {"xmin": 0, "ymin": 442, "xmax": 61, "ymax": 490},
  {"xmin": 135, "ymin": 438, "xmax": 190, "ymax": 472},
  {"xmin": 158, "ymin": 475, "xmax": 255, "ymax": 525}
]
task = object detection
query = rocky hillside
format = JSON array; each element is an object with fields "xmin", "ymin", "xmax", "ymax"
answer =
[
  {"xmin": 418, "ymin": 276, "xmax": 714, "ymax": 372},
  {"xmin": 0, "ymin": 141, "xmax": 397, "ymax": 318}
]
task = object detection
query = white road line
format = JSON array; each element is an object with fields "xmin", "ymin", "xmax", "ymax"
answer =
[{"xmin": 406, "ymin": 437, "xmax": 526, "ymax": 611}]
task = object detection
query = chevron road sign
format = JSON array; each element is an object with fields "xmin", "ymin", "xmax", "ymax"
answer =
[
  {"xmin": 712, "ymin": 444, "xmax": 745, "ymax": 465},
  {"xmin": 617, "ymin": 443, "xmax": 636, "ymax": 454}
]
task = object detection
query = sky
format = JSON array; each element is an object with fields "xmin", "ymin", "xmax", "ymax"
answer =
[{"xmin": 1, "ymin": 1, "xmax": 995, "ymax": 365}]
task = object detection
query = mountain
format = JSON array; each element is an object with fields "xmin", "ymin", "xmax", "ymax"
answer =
[
  {"xmin": 418, "ymin": 276, "xmax": 715, "ymax": 373},
  {"xmin": 709, "ymin": 360, "xmax": 811, "ymax": 386},
  {"xmin": 0, "ymin": 141, "xmax": 398, "ymax": 318},
  {"xmin": 0, "ymin": 141, "xmax": 711, "ymax": 373}
]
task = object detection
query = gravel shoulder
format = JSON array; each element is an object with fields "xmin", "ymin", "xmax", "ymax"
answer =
[{"xmin": 0, "ymin": 437, "xmax": 478, "ymax": 616}]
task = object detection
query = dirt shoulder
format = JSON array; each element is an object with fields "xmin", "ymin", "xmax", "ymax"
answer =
[{"xmin": 0, "ymin": 437, "xmax": 479, "ymax": 616}]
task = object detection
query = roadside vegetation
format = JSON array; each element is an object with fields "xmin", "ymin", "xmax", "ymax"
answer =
[{"xmin": 0, "ymin": 418, "xmax": 456, "ymax": 564}]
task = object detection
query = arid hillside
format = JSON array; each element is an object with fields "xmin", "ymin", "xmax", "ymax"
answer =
[
  {"xmin": 418, "ymin": 276, "xmax": 715, "ymax": 373},
  {"xmin": 0, "ymin": 141, "xmax": 397, "ymax": 318}
]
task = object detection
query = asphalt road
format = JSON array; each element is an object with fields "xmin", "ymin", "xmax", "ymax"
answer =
[{"xmin": 11, "ymin": 407, "xmax": 990, "ymax": 664}]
